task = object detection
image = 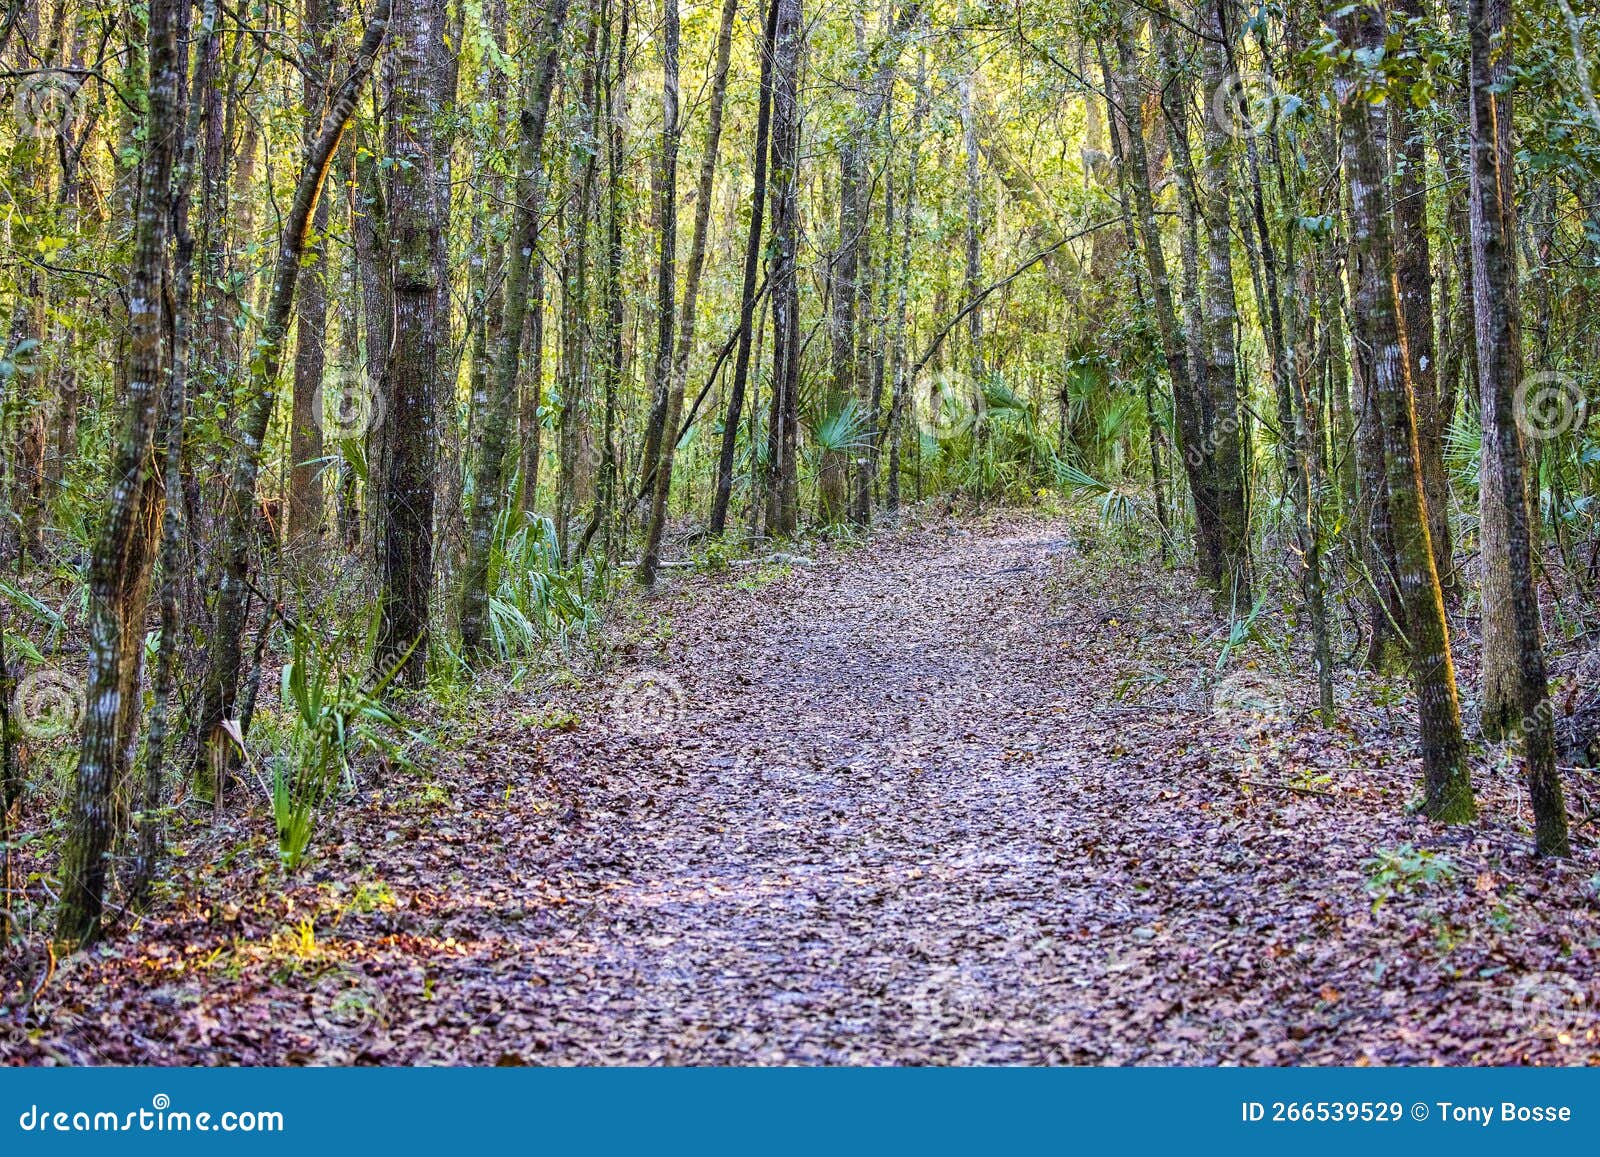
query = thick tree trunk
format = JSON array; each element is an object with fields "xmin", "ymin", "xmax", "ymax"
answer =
[
  {"xmin": 56, "ymin": 0, "xmax": 183, "ymax": 948},
  {"xmin": 373, "ymin": 0, "xmax": 443, "ymax": 688},
  {"xmin": 1339, "ymin": 3, "xmax": 1475, "ymax": 824},
  {"xmin": 1197, "ymin": 0, "xmax": 1251, "ymax": 603},
  {"xmin": 1467, "ymin": 0, "xmax": 1568, "ymax": 853},
  {"xmin": 554, "ymin": 12, "xmax": 600, "ymax": 565},
  {"xmin": 1392, "ymin": 0, "xmax": 1452, "ymax": 594},
  {"xmin": 129, "ymin": 0, "xmax": 221, "ymax": 908}
]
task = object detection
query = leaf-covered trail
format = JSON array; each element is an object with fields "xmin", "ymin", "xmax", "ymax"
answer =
[{"xmin": 15, "ymin": 512, "xmax": 1600, "ymax": 1064}]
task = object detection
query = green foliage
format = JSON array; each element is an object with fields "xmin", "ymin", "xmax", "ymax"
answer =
[
  {"xmin": 264, "ymin": 615, "xmax": 417, "ymax": 870},
  {"xmin": 1363, "ymin": 844, "xmax": 1457, "ymax": 909},
  {"xmin": 810, "ymin": 396, "xmax": 873, "ymax": 456},
  {"xmin": 486, "ymin": 510, "xmax": 597, "ymax": 659}
]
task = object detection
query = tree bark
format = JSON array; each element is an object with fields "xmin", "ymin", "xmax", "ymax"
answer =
[
  {"xmin": 639, "ymin": 0, "xmax": 684, "ymax": 586},
  {"xmin": 373, "ymin": 0, "xmax": 443, "ymax": 687},
  {"xmin": 56, "ymin": 0, "xmax": 184, "ymax": 948},
  {"xmin": 1338, "ymin": 2, "xmax": 1475, "ymax": 824},
  {"xmin": 1392, "ymin": 0, "xmax": 1452, "ymax": 594},
  {"xmin": 709, "ymin": 0, "xmax": 779, "ymax": 536},
  {"xmin": 763, "ymin": 0, "xmax": 803, "ymax": 537},
  {"xmin": 287, "ymin": 0, "xmax": 334, "ymax": 545},
  {"xmin": 1197, "ymin": 0, "xmax": 1251, "ymax": 603},
  {"xmin": 1467, "ymin": 0, "xmax": 1568, "ymax": 852}
]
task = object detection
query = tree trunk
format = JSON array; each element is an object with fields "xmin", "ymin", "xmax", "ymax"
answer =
[
  {"xmin": 1198, "ymin": 0, "xmax": 1251, "ymax": 603},
  {"xmin": 56, "ymin": 0, "xmax": 183, "ymax": 948},
  {"xmin": 373, "ymin": 0, "xmax": 443, "ymax": 688},
  {"xmin": 1392, "ymin": 0, "xmax": 1452, "ymax": 594},
  {"xmin": 639, "ymin": 0, "xmax": 684, "ymax": 587},
  {"xmin": 1467, "ymin": 0, "xmax": 1568, "ymax": 853},
  {"xmin": 287, "ymin": 0, "xmax": 333, "ymax": 545},
  {"xmin": 885, "ymin": 48, "xmax": 928, "ymax": 515},
  {"xmin": 457, "ymin": 0, "xmax": 571, "ymax": 654},
  {"xmin": 709, "ymin": 0, "xmax": 779, "ymax": 536},
  {"xmin": 1339, "ymin": 2, "xmax": 1475, "ymax": 824},
  {"xmin": 763, "ymin": 0, "xmax": 803, "ymax": 537}
]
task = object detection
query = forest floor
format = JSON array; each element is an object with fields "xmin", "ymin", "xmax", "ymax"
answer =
[{"xmin": 6, "ymin": 505, "xmax": 1600, "ymax": 1065}]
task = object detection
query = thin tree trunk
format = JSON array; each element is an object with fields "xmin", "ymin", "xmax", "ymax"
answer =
[
  {"xmin": 885, "ymin": 47, "xmax": 927, "ymax": 515},
  {"xmin": 639, "ymin": 0, "xmax": 685, "ymax": 587},
  {"xmin": 287, "ymin": 0, "xmax": 334, "ymax": 545},
  {"xmin": 457, "ymin": 0, "xmax": 571, "ymax": 653},
  {"xmin": 709, "ymin": 0, "xmax": 779, "ymax": 536}
]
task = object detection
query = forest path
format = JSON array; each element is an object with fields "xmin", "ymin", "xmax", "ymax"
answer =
[
  {"xmin": 419, "ymin": 511, "xmax": 1594, "ymax": 1064},
  {"xmin": 25, "ymin": 510, "xmax": 1598, "ymax": 1065}
]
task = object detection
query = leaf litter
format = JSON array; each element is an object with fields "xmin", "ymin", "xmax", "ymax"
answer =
[{"xmin": 4, "ymin": 509, "xmax": 1598, "ymax": 1065}]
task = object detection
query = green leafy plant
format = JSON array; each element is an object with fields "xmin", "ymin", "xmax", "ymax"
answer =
[
  {"xmin": 1362, "ymin": 844, "xmax": 1457, "ymax": 909},
  {"xmin": 486, "ymin": 509, "xmax": 597, "ymax": 658},
  {"xmin": 264, "ymin": 615, "xmax": 418, "ymax": 869}
]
